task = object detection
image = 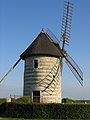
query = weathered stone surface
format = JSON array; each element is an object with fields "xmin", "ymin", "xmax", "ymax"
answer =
[{"xmin": 23, "ymin": 56, "xmax": 61, "ymax": 103}]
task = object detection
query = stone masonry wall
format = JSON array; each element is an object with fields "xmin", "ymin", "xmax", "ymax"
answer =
[{"xmin": 23, "ymin": 56, "xmax": 62, "ymax": 103}]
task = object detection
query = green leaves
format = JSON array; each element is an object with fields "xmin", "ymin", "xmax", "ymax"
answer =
[{"xmin": 0, "ymin": 103, "xmax": 90, "ymax": 119}]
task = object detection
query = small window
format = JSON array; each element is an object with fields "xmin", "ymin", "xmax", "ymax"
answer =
[{"xmin": 34, "ymin": 59, "xmax": 38, "ymax": 68}]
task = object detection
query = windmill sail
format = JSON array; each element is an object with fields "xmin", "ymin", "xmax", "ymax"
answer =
[
  {"xmin": 60, "ymin": 1, "xmax": 73, "ymax": 75},
  {"xmin": 60, "ymin": 1, "xmax": 83, "ymax": 86},
  {"xmin": 63, "ymin": 52, "xmax": 83, "ymax": 86},
  {"xmin": 42, "ymin": 63, "xmax": 60, "ymax": 95},
  {"xmin": 0, "ymin": 58, "xmax": 21, "ymax": 84},
  {"xmin": 61, "ymin": 1, "xmax": 73, "ymax": 47},
  {"xmin": 36, "ymin": 59, "xmax": 60, "ymax": 95},
  {"xmin": 46, "ymin": 28, "xmax": 60, "ymax": 44}
]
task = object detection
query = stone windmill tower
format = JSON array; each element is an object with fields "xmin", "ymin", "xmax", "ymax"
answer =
[
  {"xmin": 0, "ymin": 1, "xmax": 83, "ymax": 103},
  {"xmin": 20, "ymin": 29, "xmax": 62, "ymax": 103}
]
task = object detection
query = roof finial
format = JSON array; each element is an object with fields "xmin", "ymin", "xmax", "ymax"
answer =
[{"xmin": 41, "ymin": 28, "xmax": 44, "ymax": 33}]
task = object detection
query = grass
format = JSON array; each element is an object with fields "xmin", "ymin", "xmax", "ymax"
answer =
[
  {"xmin": 0, "ymin": 119, "xmax": 78, "ymax": 120},
  {"xmin": 0, "ymin": 118, "xmax": 89, "ymax": 120},
  {"xmin": 0, "ymin": 118, "xmax": 39, "ymax": 120},
  {"xmin": 0, "ymin": 118, "xmax": 36, "ymax": 120},
  {"xmin": 0, "ymin": 119, "xmax": 66, "ymax": 120}
]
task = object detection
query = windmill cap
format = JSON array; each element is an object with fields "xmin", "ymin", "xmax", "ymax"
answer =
[{"xmin": 20, "ymin": 31, "xmax": 62, "ymax": 60}]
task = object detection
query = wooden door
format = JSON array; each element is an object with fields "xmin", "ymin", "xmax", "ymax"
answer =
[{"xmin": 33, "ymin": 91, "xmax": 40, "ymax": 103}]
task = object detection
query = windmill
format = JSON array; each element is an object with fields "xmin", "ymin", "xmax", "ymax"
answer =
[{"xmin": 0, "ymin": 1, "xmax": 83, "ymax": 103}]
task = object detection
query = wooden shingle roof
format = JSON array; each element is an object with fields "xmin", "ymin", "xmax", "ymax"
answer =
[{"xmin": 20, "ymin": 31, "xmax": 62, "ymax": 60}]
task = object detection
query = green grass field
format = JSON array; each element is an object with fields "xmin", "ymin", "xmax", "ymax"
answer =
[
  {"xmin": 0, "ymin": 118, "xmax": 63, "ymax": 120},
  {"xmin": 0, "ymin": 118, "xmax": 88, "ymax": 120},
  {"xmin": 0, "ymin": 118, "xmax": 43, "ymax": 120},
  {"xmin": 0, "ymin": 118, "xmax": 41, "ymax": 120}
]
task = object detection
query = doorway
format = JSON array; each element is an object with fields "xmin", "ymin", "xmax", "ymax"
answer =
[{"xmin": 33, "ymin": 91, "xmax": 40, "ymax": 103}]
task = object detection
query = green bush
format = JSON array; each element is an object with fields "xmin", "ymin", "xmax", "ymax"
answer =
[
  {"xmin": 62, "ymin": 98, "xmax": 87, "ymax": 104},
  {"xmin": 12, "ymin": 97, "xmax": 32, "ymax": 104},
  {"xmin": 0, "ymin": 103, "xmax": 90, "ymax": 119},
  {"xmin": 0, "ymin": 102, "xmax": 6, "ymax": 114},
  {"xmin": 0, "ymin": 98, "xmax": 6, "ymax": 104}
]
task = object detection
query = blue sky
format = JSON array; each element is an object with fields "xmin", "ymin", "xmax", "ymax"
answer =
[{"xmin": 0, "ymin": 0, "xmax": 90, "ymax": 100}]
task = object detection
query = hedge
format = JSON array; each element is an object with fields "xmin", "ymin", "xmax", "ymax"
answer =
[{"xmin": 0, "ymin": 103, "xmax": 90, "ymax": 119}]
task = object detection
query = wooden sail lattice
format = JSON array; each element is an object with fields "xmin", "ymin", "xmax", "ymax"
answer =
[
  {"xmin": 32, "ymin": 59, "xmax": 60, "ymax": 95},
  {"xmin": 61, "ymin": 1, "xmax": 73, "ymax": 45},
  {"xmin": 46, "ymin": 26, "xmax": 83, "ymax": 86},
  {"xmin": 41, "ymin": 61, "xmax": 60, "ymax": 95},
  {"xmin": 65, "ymin": 52, "xmax": 83, "ymax": 86}
]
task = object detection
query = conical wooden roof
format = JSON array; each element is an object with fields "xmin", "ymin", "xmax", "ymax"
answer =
[{"xmin": 20, "ymin": 30, "xmax": 62, "ymax": 60}]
